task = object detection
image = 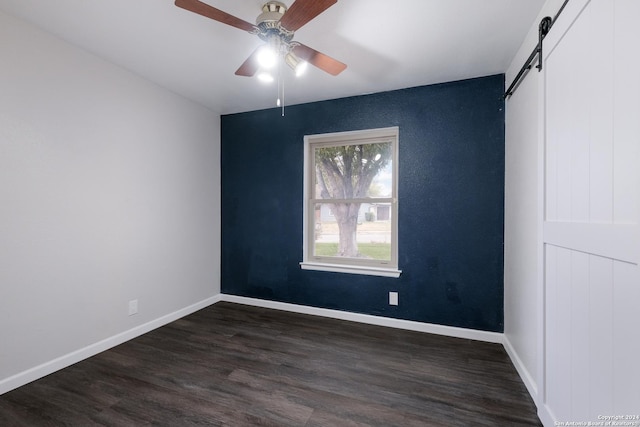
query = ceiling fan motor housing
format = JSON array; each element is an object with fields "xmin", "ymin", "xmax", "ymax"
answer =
[
  {"xmin": 257, "ymin": 1, "xmax": 287, "ymax": 22},
  {"xmin": 256, "ymin": 1, "xmax": 294, "ymax": 45}
]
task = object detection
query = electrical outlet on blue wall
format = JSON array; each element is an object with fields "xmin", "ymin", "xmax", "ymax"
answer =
[{"xmin": 389, "ymin": 292, "xmax": 399, "ymax": 306}]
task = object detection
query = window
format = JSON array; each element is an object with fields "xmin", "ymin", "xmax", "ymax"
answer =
[{"xmin": 300, "ymin": 127, "xmax": 401, "ymax": 277}]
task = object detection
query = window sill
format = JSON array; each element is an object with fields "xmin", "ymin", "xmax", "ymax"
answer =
[{"xmin": 300, "ymin": 262, "xmax": 402, "ymax": 278}]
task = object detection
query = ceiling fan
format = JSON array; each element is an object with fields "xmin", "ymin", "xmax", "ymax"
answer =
[{"xmin": 175, "ymin": 0, "xmax": 347, "ymax": 79}]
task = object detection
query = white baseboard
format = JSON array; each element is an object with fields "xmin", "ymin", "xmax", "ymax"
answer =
[
  {"xmin": 3, "ymin": 293, "xmax": 536, "ymax": 413},
  {"xmin": 219, "ymin": 294, "xmax": 503, "ymax": 343},
  {"xmin": 0, "ymin": 295, "xmax": 222, "ymax": 396},
  {"xmin": 503, "ymin": 335, "xmax": 555, "ymax": 426},
  {"xmin": 502, "ymin": 334, "xmax": 538, "ymax": 398},
  {"xmin": 537, "ymin": 402, "xmax": 556, "ymax": 427}
]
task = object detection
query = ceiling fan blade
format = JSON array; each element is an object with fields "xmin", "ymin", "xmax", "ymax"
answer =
[
  {"xmin": 235, "ymin": 47, "xmax": 261, "ymax": 77},
  {"xmin": 175, "ymin": 0, "xmax": 256, "ymax": 32},
  {"xmin": 292, "ymin": 43, "xmax": 346, "ymax": 76},
  {"xmin": 279, "ymin": 0, "xmax": 337, "ymax": 32}
]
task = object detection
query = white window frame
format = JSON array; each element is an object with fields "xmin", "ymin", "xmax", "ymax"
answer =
[{"xmin": 300, "ymin": 127, "xmax": 401, "ymax": 278}]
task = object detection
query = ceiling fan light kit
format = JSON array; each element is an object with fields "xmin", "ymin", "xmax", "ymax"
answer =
[
  {"xmin": 257, "ymin": 71, "xmax": 275, "ymax": 83},
  {"xmin": 256, "ymin": 45, "xmax": 279, "ymax": 70},
  {"xmin": 285, "ymin": 51, "xmax": 308, "ymax": 77}
]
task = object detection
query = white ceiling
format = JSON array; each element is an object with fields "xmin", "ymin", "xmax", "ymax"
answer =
[{"xmin": 0, "ymin": 0, "xmax": 545, "ymax": 114}]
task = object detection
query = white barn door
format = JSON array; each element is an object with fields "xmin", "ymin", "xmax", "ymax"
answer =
[{"xmin": 541, "ymin": 0, "xmax": 639, "ymax": 424}]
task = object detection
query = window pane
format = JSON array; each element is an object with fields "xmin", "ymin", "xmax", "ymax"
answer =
[
  {"xmin": 313, "ymin": 203, "xmax": 391, "ymax": 261},
  {"xmin": 314, "ymin": 141, "xmax": 393, "ymax": 199},
  {"xmin": 303, "ymin": 127, "xmax": 399, "ymax": 276}
]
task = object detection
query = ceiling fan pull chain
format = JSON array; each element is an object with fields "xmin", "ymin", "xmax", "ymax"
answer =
[
  {"xmin": 276, "ymin": 59, "xmax": 281, "ymax": 108},
  {"xmin": 276, "ymin": 59, "xmax": 285, "ymax": 116},
  {"xmin": 281, "ymin": 75, "xmax": 285, "ymax": 117}
]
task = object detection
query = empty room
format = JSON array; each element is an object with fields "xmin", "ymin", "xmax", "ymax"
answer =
[{"xmin": 1, "ymin": 0, "xmax": 638, "ymax": 426}]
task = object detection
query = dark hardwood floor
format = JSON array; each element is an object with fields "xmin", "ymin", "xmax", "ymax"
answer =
[{"xmin": 0, "ymin": 302, "xmax": 541, "ymax": 426}]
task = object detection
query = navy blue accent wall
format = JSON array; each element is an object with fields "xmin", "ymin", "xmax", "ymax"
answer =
[{"xmin": 221, "ymin": 74, "xmax": 505, "ymax": 332}]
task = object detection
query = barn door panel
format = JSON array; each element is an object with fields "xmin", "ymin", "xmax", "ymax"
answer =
[{"xmin": 541, "ymin": 0, "xmax": 640, "ymax": 423}]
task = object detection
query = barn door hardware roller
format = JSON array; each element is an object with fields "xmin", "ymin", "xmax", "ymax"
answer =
[{"xmin": 504, "ymin": 0, "xmax": 569, "ymax": 99}]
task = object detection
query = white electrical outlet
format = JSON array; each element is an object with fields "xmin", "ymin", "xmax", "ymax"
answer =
[
  {"xmin": 128, "ymin": 299, "xmax": 138, "ymax": 316},
  {"xmin": 389, "ymin": 292, "xmax": 398, "ymax": 306}
]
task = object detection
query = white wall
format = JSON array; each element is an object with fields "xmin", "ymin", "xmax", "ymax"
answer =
[
  {"xmin": 0, "ymin": 10, "xmax": 221, "ymax": 393},
  {"xmin": 504, "ymin": 0, "xmax": 565, "ymax": 402},
  {"xmin": 503, "ymin": 65, "xmax": 539, "ymax": 395}
]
